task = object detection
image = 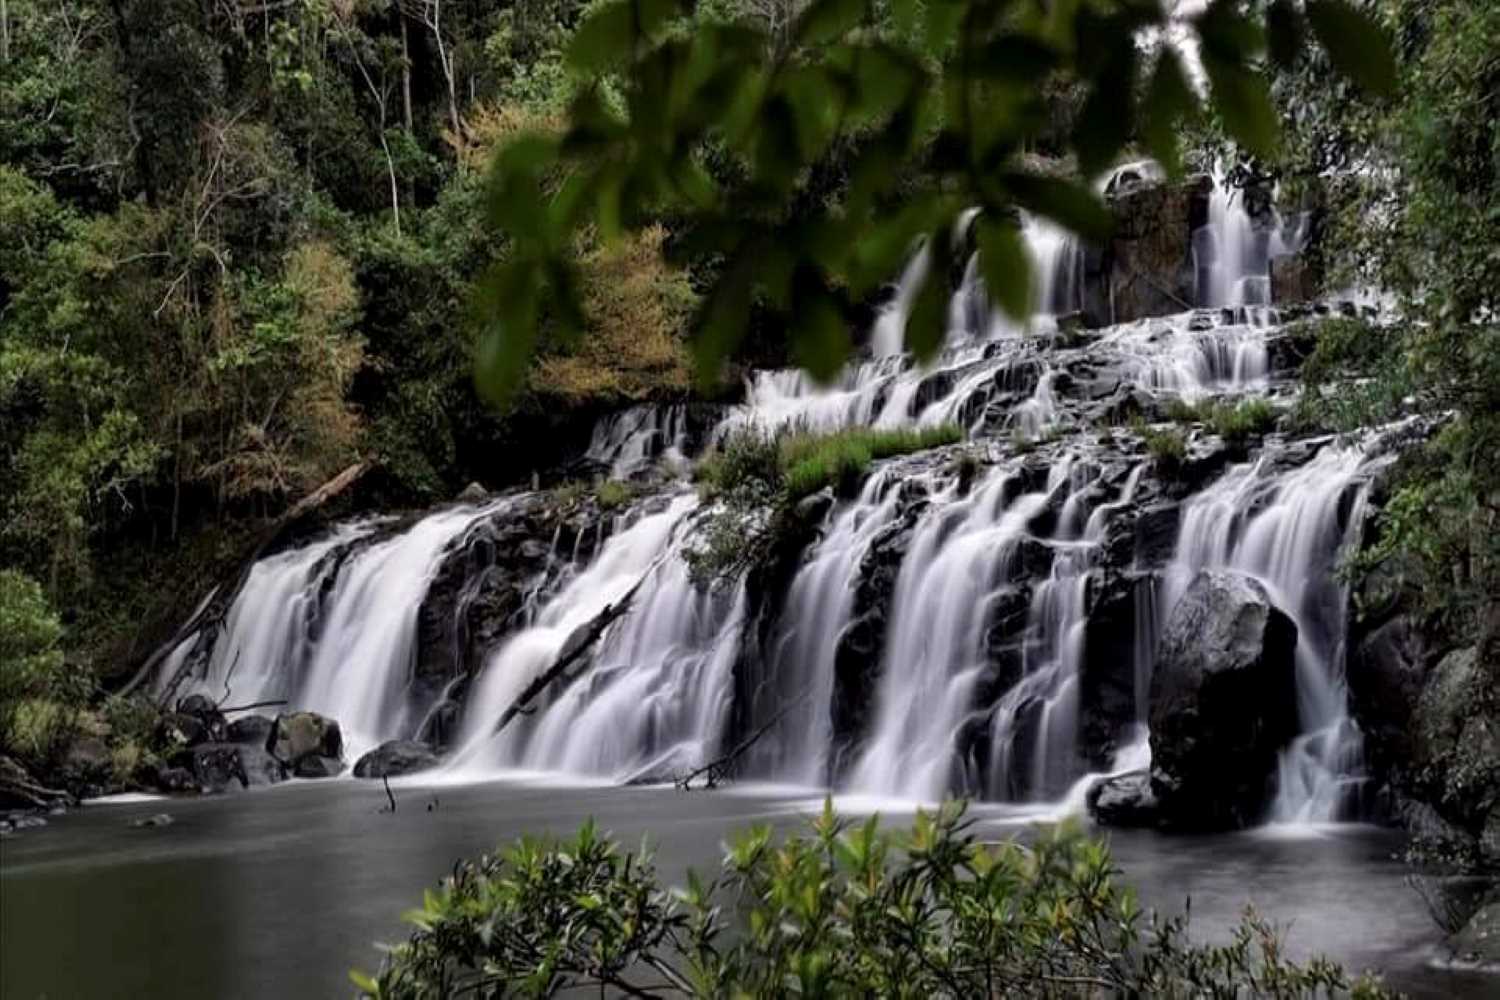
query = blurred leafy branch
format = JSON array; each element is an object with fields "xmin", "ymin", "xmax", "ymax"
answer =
[{"xmin": 473, "ymin": 0, "xmax": 1393, "ymax": 405}]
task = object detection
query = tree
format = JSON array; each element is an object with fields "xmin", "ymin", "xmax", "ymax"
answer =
[{"xmin": 469, "ymin": 0, "xmax": 1395, "ymax": 407}]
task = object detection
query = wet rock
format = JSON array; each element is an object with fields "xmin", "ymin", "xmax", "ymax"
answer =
[
  {"xmin": 183, "ymin": 744, "xmax": 249, "ymax": 794},
  {"xmin": 1411, "ymin": 646, "xmax": 1500, "ymax": 834},
  {"xmin": 157, "ymin": 712, "xmax": 209, "ymax": 748},
  {"xmin": 1133, "ymin": 503, "xmax": 1180, "ymax": 568},
  {"xmin": 1399, "ymin": 798, "xmax": 1482, "ymax": 870},
  {"xmin": 1091, "ymin": 175, "xmax": 1211, "ymax": 326},
  {"xmin": 1346, "ymin": 616, "xmax": 1431, "ymax": 777},
  {"xmin": 176, "ymin": 694, "xmax": 227, "ymax": 742},
  {"xmin": 456, "ymin": 481, "xmax": 488, "ymax": 503},
  {"xmin": 1080, "ymin": 572, "xmax": 1145, "ymax": 768},
  {"xmin": 1449, "ymin": 901, "xmax": 1500, "ymax": 968},
  {"xmin": 266, "ymin": 712, "xmax": 343, "ymax": 769},
  {"xmin": 237, "ymin": 745, "xmax": 287, "ymax": 786},
  {"xmin": 131, "ymin": 813, "xmax": 174, "ymax": 829},
  {"xmin": 1088, "ymin": 770, "xmax": 1159, "ymax": 827},
  {"xmin": 293, "ymin": 755, "xmax": 343, "ymax": 779},
  {"xmin": 1148, "ymin": 570, "xmax": 1300, "ymax": 831},
  {"xmin": 153, "ymin": 766, "xmax": 196, "ymax": 794},
  {"xmin": 225, "ymin": 714, "xmax": 275, "ymax": 746},
  {"xmin": 353, "ymin": 740, "xmax": 440, "ymax": 779},
  {"xmin": 1408, "ymin": 874, "xmax": 1497, "ymax": 934}
]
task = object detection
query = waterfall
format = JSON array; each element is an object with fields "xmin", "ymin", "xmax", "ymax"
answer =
[
  {"xmin": 1161, "ymin": 443, "xmax": 1381, "ymax": 823},
  {"xmin": 445, "ymin": 494, "xmax": 744, "ymax": 783},
  {"xmin": 586, "ymin": 404, "xmax": 689, "ymax": 478},
  {"xmin": 751, "ymin": 471, "xmax": 906, "ymax": 785},
  {"xmin": 170, "ymin": 503, "xmax": 513, "ymax": 761},
  {"xmin": 848, "ymin": 465, "xmax": 1051, "ymax": 799},
  {"xmin": 149, "ymin": 163, "xmax": 1395, "ymax": 832},
  {"xmin": 1194, "ymin": 169, "xmax": 1308, "ymax": 309}
]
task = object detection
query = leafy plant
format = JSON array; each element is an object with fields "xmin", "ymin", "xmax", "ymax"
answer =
[
  {"xmin": 355, "ymin": 802, "xmax": 1394, "ymax": 998},
  {"xmin": 1134, "ymin": 419, "xmax": 1187, "ymax": 474},
  {"xmin": 471, "ymin": 0, "xmax": 1395, "ymax": 405},
  {"xmin": 594, "ymin": 479, "xmax": 636, "ymax": 511},
  {"xmin": 687, "ymin": 423, "xmax": 960, "ymax": 583}
]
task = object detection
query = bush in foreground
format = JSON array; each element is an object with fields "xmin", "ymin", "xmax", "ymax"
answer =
[{"xmin": 354, "ymin": 802, "xmax": 1392, "ymax": 999}]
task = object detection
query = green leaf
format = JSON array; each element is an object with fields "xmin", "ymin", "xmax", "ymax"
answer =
[
  {"xmin": 924, "ymin": 0, "xmax": 964, "ymax": 55},
  {"xmin": 692, "ymin": 257, "xmax": 753, "ymax": 389},
  {"xmin": 1202, "ymin": 53, "xmax": 1278, "ymax": 157},
  {"xmin": 1142, "ymin": 48, "xmax": 1194, "ymax": 178},
  {"xmin": 904, "ymin": 226, "xmax": 953, "ymax": 362},
  {"xmin": 1001, "ymin": 173, "xmax": 1112, "ymax": 244},
  {"xmin": 975, "ymin": 215, "xmax": 1032, "ymax": 322},
  {"xmin": 348, "ymin": 970, "xmax": 379, "ymax": 995},
  {"xmin": 1305, "ymin": 0, "xmax": 1396, "ymax": 96},
  {"xmin": 791, "ymin": 283, "xmax": 852, "ymax": 384},
  {"xmin": 1073, "ymin": 41, "xmax": 1136, "ymax": 178},
  {"xmin": 567, "ymin": 1, "xmax": 635, "ymax": 71},
  {"xmin": 473, "ymin": 261, "xmax": 540, "ymax": 409},
  {"xmin": 1265, "ymin": 0, "xmax": 1304, "ymax": 71},
  {"xmin": 567, "ymin": 0, "xmax": 683, "ymax": 71},
  {"xmin": 972, "ymin": 35, "xmax": 1059, "ymax": 82},
  {"xmin": 795, "ymin": 0, "xmax": 866, "ymax": 47}
]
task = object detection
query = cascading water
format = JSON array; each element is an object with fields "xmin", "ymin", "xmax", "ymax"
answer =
[
  {"xmin": 150, "ymin": 165, "xmax": 1390, "ymax": 832},
  {"xmin": 1194, "ymin": 168, "xmax": 1308, "ymax": 309},
  {"xmin": 1162, "ymin": 442, "xmax": 1385, "ymax": 823},
  {"xmin": 168, "ymin": 502, "xmax": 515, "ymax": 761},
  {"xmin": 445, "ymin": 494, "xmax": 748, "ymax": 783}
]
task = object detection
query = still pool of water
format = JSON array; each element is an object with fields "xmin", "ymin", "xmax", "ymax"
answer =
[{"xmin": 1, "ymin": 777, "xmax": 1490, "ymax": 999}]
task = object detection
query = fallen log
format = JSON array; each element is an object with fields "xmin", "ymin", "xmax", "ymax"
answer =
[
  {"xmin": 488, "ymin": 574, "xmax": 650, "ymax": 739},
  {"xmin": 0, "ymin": 755, "xmax": 73, "ymax": 811}
]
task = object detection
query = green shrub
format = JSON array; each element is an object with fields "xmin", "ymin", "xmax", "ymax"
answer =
[
  {"xmin": 1164, "ymin": 398, "xmax": 1278, "ymax": 444},
  {"xmin": 1134, "ymin": 419, "xmax": 1187, "ymax": 473},
  {"xmin": 687, "ymin": 424, "xmax": 962, "ymax": 584},
  {"xmin": 355, "ymin": 802, "xmax": 1393, "ymax": 999},
  {"xmin": 1208, "ymin": 399, "xmax": 1278, "ymax": 444},
  {"xmin": 0, "ymin": 570, "xmax": 75, "ymax": 759},
  {"xmin": 594, "ymin": 480, "xmax": 635, "ymax": 511}
]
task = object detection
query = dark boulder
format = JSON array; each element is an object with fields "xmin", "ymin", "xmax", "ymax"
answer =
[
  {"xmin": 237, "ymin": 745, "xmax": 287, "ymax": 786},
  {"xmin": 156, "ymin": 712, "xmax": 209, "ymax": 748},
  {"xmin": 1080, "ymin": 572, "xmax": 1147, "ymax": 768},
  {"xmin": 176, "ymin": 694, "xmax": 227, "ymax": 742},
  {"xmin": 1346, "ymin": 616, "xmax": 1431, "ymax": 778},
  {"xmin": 353, "ymin": 740, "xmax": 440, "ymax": 779},
  {"xmin": 1408, "ymin": 646, "xmax": 1500, "ymax": 852},
  {"xmin": 1408, "ymin": 874, "xmax": 1498, "ymax": 935},
  {"xmin": 266, "ymin": 712, "xmax": 343, "ymax": 769},
  {"xmin": 1148, "ymin": 570, "xmax": 1300, "ymax": 831},
  {"xmin": 1448, "ymin": 900, "xmax": 1500, "ymax": 968},
  {"xmin": 182, "ymin": 744, "xmax": 249, "ymax": 794},
  {"xmin": 225, "ymin": 714, "xmax": 276, "ymax": 746},
  {"xmin": 1088, "ymin": 770, "xmax": 1159, "ymax": 827}
]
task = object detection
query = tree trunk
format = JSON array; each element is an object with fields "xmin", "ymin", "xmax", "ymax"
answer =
[
  {"xmin": 399, "ymin": 16, "xmax": 413, "ymax": 132},
  {"xmin": 2, "ymin": 0, "xmax": 11, "ymax": 64}
]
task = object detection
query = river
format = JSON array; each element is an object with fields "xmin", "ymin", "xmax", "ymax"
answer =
[{"xmin": 1, "ymin": 777, "xmax": 1490, "ymax": 999}]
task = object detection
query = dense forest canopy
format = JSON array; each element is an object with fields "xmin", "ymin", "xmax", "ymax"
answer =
[{"xmin": 1, "ymin": 0, "xmax": 1496, "ymax": 817}]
